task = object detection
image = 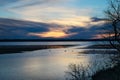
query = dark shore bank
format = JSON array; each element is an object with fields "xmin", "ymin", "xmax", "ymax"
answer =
[
  {"xmin": 0, "ymin": 44, "xmax": 118, "ymax": 54},
  {"xmin": 86, "ymin": 44, "xmax": 116, "ymax": 49},
  {"xmin": 92, "ymin": 63, "xmax": 120, "ymax": 80},
  {"xmin": 0, "ymin": 45, "xmax": 72, "ymax": 54}
]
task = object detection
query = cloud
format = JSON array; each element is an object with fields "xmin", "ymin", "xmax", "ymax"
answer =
[
  {"xmin": 0, "ymin": 18, "xmax": 77, "ymax": 39},
  {"xmin": 4, "ymin": 0, "xmax": 73, "ymax": 9},
  {"xmin": 0, "ymin": 18, "xmax": 49, "ymax": 39},
  {"xmin": 28, "ymin": 26, "xmax": 77, "ymax": 38},
  {"xmin": 0, "ymin": 0, "xmax": 20, "ymax": 6},
  {"xmin": 0, "ymin": 0, "xmax": 107, "ymax": 29},
  {"xmin": 29, "ymin": 31, "xmax": 76, "ymax": 38},
  {"xmin": 0, "ymin": 17, "xmax": 109, "ymax": 39},
  {"xmin": 2, "ymin": 0, "xmax": 96, "ymax": 27},
  {"xmin": 8, "ymin": 6, "xmax": 94, "ymax": 27},
  {"xmin": 93, "ymin": 33, "xmax": 115, "ymax": 39},
  {"xmin": 0, "ymin": 0, "xmax": 109, "ymax": 39},
  {"xmin": 2, "ymin": 0, "xmax": 106, "ymax": 28},
  {"xmin": 91, "ymin": 17, "xmax": 107, "ymax": 22}
]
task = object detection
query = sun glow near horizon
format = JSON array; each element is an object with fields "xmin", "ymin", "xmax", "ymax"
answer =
[{"xmin": 29, "ymin": 30, "xmax": 77, "ymax": 38}]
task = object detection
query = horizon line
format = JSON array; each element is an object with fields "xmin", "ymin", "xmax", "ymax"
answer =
[{"xmin": 0, "ymin": 39, "xmax": 118, "ymax": 42}]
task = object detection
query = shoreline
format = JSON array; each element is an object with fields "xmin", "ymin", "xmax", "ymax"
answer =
[
  {"xmin": 0, "ymin": 45, "xmax": 73, "ymax": 54},
  {"xmin": 0, "ymin": 44, "xmax": 118, "ymax": 54}
]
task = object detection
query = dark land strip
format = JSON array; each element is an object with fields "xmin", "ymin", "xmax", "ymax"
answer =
[
  {"xmin": 0, "ymin": 39, "xmax": 119, "ymax": 42},
  {"xmin": 0, "ymin": 45, "xmax": 73, "ymax": 54}
]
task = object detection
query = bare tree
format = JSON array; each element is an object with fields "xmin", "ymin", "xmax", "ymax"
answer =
[
  {"xmin": 104, "ymin": 0, "xmax": 120, "ymax": 52},
  {"xmin": 65, "ymin": 64, "xmax": 90, "ymax": 80}
]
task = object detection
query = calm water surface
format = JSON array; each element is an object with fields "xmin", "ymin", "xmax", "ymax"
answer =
[{"xmin": 0, "ymin": 42, "xmax": 117, "ymax": 80}]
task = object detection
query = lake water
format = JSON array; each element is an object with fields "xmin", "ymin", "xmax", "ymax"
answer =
[{"xmin": 0, "ymin": 42, "xmax": 118, "ymax": 80}]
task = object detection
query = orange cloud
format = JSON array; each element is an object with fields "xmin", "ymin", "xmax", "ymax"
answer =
[
  {"xmin": 29, "ymin": 31, "xmax": 76, "ymax": 38},
  {"xmin": 29, "ymin": 27, "xmax": 77, "ymax": 38},
  {"xmin": 49, "ymin": 16, "xmax": 90, "ymax": 27},
  {"xmin": 93, "ymin": 33, "xmax": 115, "ymax": 39}
]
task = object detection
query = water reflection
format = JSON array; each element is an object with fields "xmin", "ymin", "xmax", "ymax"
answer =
[
  {"xmin": 0, "ymin": 42, "xmax": 91, "ymax": 46},
  {"xmin": 0, "ymin": 47, "xmax": 118, "ymax": 80},
  {"xmin": 20, "ymin": 48, "xmax": 91, "ymax": 80}
]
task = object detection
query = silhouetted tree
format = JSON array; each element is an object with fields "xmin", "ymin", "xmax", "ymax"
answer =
[
  {"xmin": 104, "ymin": 0, "xmax": 120, "ymax": 52},
  {"xmin": 65, "ymin": 64, "xmax": 90, "ymax": 80}
]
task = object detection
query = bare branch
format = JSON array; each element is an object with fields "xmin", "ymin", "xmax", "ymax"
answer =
[{"xmin": 104, "ymin": 0, "xmax": 120, "ymax": 53}]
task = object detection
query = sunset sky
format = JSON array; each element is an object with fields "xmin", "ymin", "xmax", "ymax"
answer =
[{"xmin": 0, "ymin": 0, "xmax": 109, "ymax": 39}]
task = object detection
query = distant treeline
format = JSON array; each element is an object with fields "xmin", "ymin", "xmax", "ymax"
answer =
[{"xmin": 0, "ymin": 39, "xmax": 119, "ymax": 42}]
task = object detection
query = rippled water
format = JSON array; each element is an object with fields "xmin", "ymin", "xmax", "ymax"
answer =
[{"xmin": 0, "ymin": 45, "xmax": 117, "ymax": 80}]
